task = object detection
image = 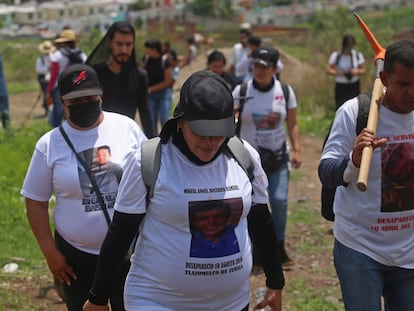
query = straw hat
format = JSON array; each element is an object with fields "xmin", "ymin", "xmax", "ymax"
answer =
[
  {"xmin": 55, "ymin": 29, "xmax": 76, "ymax": 43},
  {"xmin": 38, "ymin": 40, "xmax": 55, "ymax": 54}
]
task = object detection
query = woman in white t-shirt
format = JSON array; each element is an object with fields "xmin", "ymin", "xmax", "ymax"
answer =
[
  {"xmin": 21, "ymin": 64, "xmax": 147, "ymax": 311},
  {"xmin": 84, "ymin": 70, "xmax": 284, "ymax": 311},
  {"xmin": 327, "ymin": 34, "xmax": 366, "ymax": 110},
  {"xmin": 233, "ymin": 46, "xmax": 302, "ymax": 268}
]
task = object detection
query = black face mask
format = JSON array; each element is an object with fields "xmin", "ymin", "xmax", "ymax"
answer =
[{"xmin": 68, "ymin": 100, "xmax": 102, "ymax": 128}]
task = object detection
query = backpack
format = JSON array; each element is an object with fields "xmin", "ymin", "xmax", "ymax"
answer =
[
  {"xmin": 61, "ymin": 48, "xmax": 84, "ymax": 66},
  {"xmin": 320, "ymin": 93, "xmax": 370, "ymax": 221},
  {"xmin": 235, "ymin": 81, "xmax": 290, "ymax": 136},
  {"xmin": 141, "ymin": 136, "xmax": 254, "ymax": 202},
  {"xmin": 334, "ymin": 49, "xmax": 361, "ymax": 69}
]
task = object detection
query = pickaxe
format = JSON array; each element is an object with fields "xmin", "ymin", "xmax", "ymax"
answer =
[{"xmin": 353, "ymin": 12, "xmax": 386, "ymax": 191}]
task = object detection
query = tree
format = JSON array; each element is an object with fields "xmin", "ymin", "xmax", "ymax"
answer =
[
  {"xmin": 131, "ymin": 0, "xmax": 148, "ymax": 11},
  {"xmin": 187, "ymin": 0, "xmax": 234, "ymax": 18}
]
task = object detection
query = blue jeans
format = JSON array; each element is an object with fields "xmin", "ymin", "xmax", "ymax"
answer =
[
  {"xmin": 148, "ymin": 88, "xmax": 172, "ymax": 134},
  {"xmin": 266, "ymin": 154, "xmax": 289, "ymax": 242},
  {"xmin": 334, "ymin": 239, "xmax": 414, "ymax": 311},
  {"xmin": 0, "ymin": 95, "xmax": 10, "ymax": 128},
  {"xmin": 49, "ymin": 87, "xmax": 63, "ymax": 128}
]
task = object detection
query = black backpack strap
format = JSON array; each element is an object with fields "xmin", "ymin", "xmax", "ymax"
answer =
[
  {"xmin": 235, "ymin": 82, "xmax": 248, "ymax": 136},
  {"xmin": 281, "ymin": 83, "xmax": 290, "ymax": 114},
  {"xmin": 227, "ymin": 136, "xmax": 254, "ymax": 182},
  {"xmin": 335, "ymin": 51, "xmax": 341, "ymax": 66},
  {"xmin": 59, "ymin": 125, "xmax": 111, "ymax": 226},
  {"xmin": 141, "ymin": 137, "xmax": 161, "ymax": 203}
]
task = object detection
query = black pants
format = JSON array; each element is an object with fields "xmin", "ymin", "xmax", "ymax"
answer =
[
  {"xmin": 335, "ymin": 80, "xmax": 360, "ymax": 110},
  {"xmin": 37, "ymin": 74, "xmax": 49, "ymax": 114},
  {"xmin": 55, "ymin": 231, "xmax": 129, "ymax": 311}
]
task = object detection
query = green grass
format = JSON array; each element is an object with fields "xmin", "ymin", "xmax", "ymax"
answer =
[{"xmin": 0, "ymin": 122, "xmax": 51, "ymax": 265}]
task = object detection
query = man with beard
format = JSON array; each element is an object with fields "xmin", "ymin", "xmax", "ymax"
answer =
[{"xmin": 87, "ymin": 22, "xmax": 155, "ymax": 138}]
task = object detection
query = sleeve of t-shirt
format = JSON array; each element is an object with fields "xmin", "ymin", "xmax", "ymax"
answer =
[
  {"xmin": 319, "ymin": 98, "xmax": 359, "ymax": 187},
  {"xmin": 21, "ymin": 135, "xmax": 53, "ymax": 201},
  {"xmin": 328, "ymin": 51, "xmax": 338, "ymax": 65},
  {"xmin": 357, "ymin": 51, "xmax": 365, "ymax": 65},
  {"xmin": 47, "ymin": 61, "xmax": 59, "ymax": 94},
  {"xmin": 286, "ymin": 85, "xmax": 297, "ymax": 110},
  {"xmin": 235, "ymin": 55, "xmax": 249, "ymax": 74},
  {"xmin": 114, "ymin": 150, "xmax": 148, "ymax": 214}
]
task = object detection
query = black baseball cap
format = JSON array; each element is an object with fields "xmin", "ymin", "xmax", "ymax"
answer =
[
  {"xmin": 252, "ymin": 46, "xmax": 279, "ymax": 68},
  {"xmin": 58, "ymin": 64, "xmax": 103, "ymax": 100},
  {"xmin": 173, "ymin": 70, "xmax": 235, "ymax": 137}
]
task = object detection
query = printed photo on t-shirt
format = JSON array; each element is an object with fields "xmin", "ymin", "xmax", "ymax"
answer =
[
  {"xmin": 252, "ymin": 111, "xmax": 281, "ymax": 131},
  {"xmin": 188, "ymin": 198, "xmax": 242, "ymax": 258},
  {"xmin": 381, "ymin": 142, "xmax": 414, "ymax": 212},
  {"xmin": 77, "ymin": 145, "xmax": 123, "ymax": 213}
]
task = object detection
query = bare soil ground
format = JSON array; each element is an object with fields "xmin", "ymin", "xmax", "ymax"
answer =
[{"xmin": 6, "ymin": 48, "xmax": 342, "ymax": 310}]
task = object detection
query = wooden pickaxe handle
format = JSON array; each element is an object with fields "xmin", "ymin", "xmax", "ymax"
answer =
[{"xmin": 353, "ymin": 13, "xmax": 386, "ymax": 191}]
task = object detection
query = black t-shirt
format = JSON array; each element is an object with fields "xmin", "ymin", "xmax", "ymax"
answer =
[
  {"xmin": 143, "ymin": 56, "xmax": 171, "ymax": 87},
  {"xmin": 92, "ymin": 63, "xmax": 155, "ymax": 138}
]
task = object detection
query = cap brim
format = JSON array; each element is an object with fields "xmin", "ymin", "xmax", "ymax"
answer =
[
  {"xmin": 253, "ymin": 59, "xmax": 272, "ymax": 67},
  {"xmin": 187, "ymin": 116, "xmax": 235, "ymax": 137},
  {"xmin": 55, "ymin": 38, "xmax": 76, "ymax": 43},
  {"xmin": 61, "ymin": 89, "xmax": 102, "ymax": 100}
]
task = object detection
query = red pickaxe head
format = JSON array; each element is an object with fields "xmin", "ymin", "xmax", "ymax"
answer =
[{"xmin": 353, "ymin": 12, "xmax": 386, "ymax": 62}]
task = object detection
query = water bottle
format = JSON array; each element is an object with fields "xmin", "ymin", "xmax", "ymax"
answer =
[{"xmin": 253, "ymin": 287, "xmax": 271, "ymax": 311}]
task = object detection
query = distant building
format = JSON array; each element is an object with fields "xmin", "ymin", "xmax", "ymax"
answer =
[{"xmin": 0, "ymin": 0, "xmax": 134, "ymax": 37}]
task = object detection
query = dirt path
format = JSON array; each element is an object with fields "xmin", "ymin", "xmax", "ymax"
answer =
[{"xmin": 6, "ymin": 50, "xmax": 341, "ymax": 310}]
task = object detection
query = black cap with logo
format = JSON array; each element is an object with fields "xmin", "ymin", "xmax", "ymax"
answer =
[
  {"xmin": 252, "ymin": 46, "xmax": 279, "ymax": 68},
  {"xmin": 58, "ymin": 64, "xmax": 103, "ymax": 100}
]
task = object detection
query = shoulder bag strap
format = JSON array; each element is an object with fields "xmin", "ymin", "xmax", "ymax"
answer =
[
  {"xmin": 141, "ymin": 137, "xmax": 162, "ymax": 203},
  {"xmin": 227, "ymin": 136, "xmax": 254, "ymax": 182},
  {"xmin": 58, "ymin": 125, "xmax": 111, "ymax": 226},
  {"xmin": 235, "ymin": 82, "xmax": 248, "ymax": 136}
]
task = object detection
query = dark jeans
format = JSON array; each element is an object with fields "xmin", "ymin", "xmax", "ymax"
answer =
[
  {"xmin": 49, "ymin": 87, "xmax": 64, "ymax": 128},
  {"xmin": 334, "ymin": 239, "xmax": 414, "ymax": 311},
  {"xmin": 37, "ymin": 74, "xmax": 48, "ymax": 114},
  {"xmin": 55, "ymin": 231, "xmax": 129, "ymax": 311},
  {"xmin": 335, "ymin": 80, "xmax": 360, "ymax": 110}
]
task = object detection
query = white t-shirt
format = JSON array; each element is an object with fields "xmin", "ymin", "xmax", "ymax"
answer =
[
  {"xmin": 115, "ymin": 138, "xmax": 268, "ymax": 310},
  {"xmin": 35, "ymin": 54, "xmax": 52, "ymax": 77},
  {"xmin": 233, "ymin": 80, "xmax": 297, "ymax": 151},
  {"xmin": 322, "ymin": 98, "xmax": 414, "ymax": 267},
  {"xmin": 231, "ymin": 43, "xmax": 250, "ymax": 78},
  {"xmin": 328, "ymin": 49, "xmax": 365, "ymax": 84},
  {"xmin": 21, "ymin": 112, "xmax": 147, "ymax": 254},
  {"xmin": 49, "ymin": 48, "xmax": 87, "ymax": 88}
]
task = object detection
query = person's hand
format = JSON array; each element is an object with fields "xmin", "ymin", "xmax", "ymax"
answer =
[
  {"xmin": 45, "ymin": 93, "xmax": 54, "ymax": 107},
  {"xmin": 290, "ymin": 150, "xmax": 302, "ymax": 169},
  {"xmin": 352, "ymin": 128, "xmax": 388, "ymax": 167},
  {"xmin": 255, "ymin": 288, "xmax": 282, "ymax": 311},
  {"xmin": 45, "ymin": 248, "xmax": 76, "ymax": 286},
  {"xmin": 336, "ymin": 69, "xmax": 345, "ymax": 76},
  {"xmin": 351, "ymin": 68, "xmax": 360, "ymax": 76},
  {"xmin": 83, "ymin": 300, "xmax": 109, "ymax": 311}
]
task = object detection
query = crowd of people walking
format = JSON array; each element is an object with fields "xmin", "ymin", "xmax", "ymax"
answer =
[{"xmin": 11, "ymin": 16, "xmax": 414, "ymax": 311}]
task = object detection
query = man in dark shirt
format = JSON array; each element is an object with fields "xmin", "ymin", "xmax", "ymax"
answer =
[{"xmin": 86, "ymin": 22, "xmax": 155, "ymax": 138}]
